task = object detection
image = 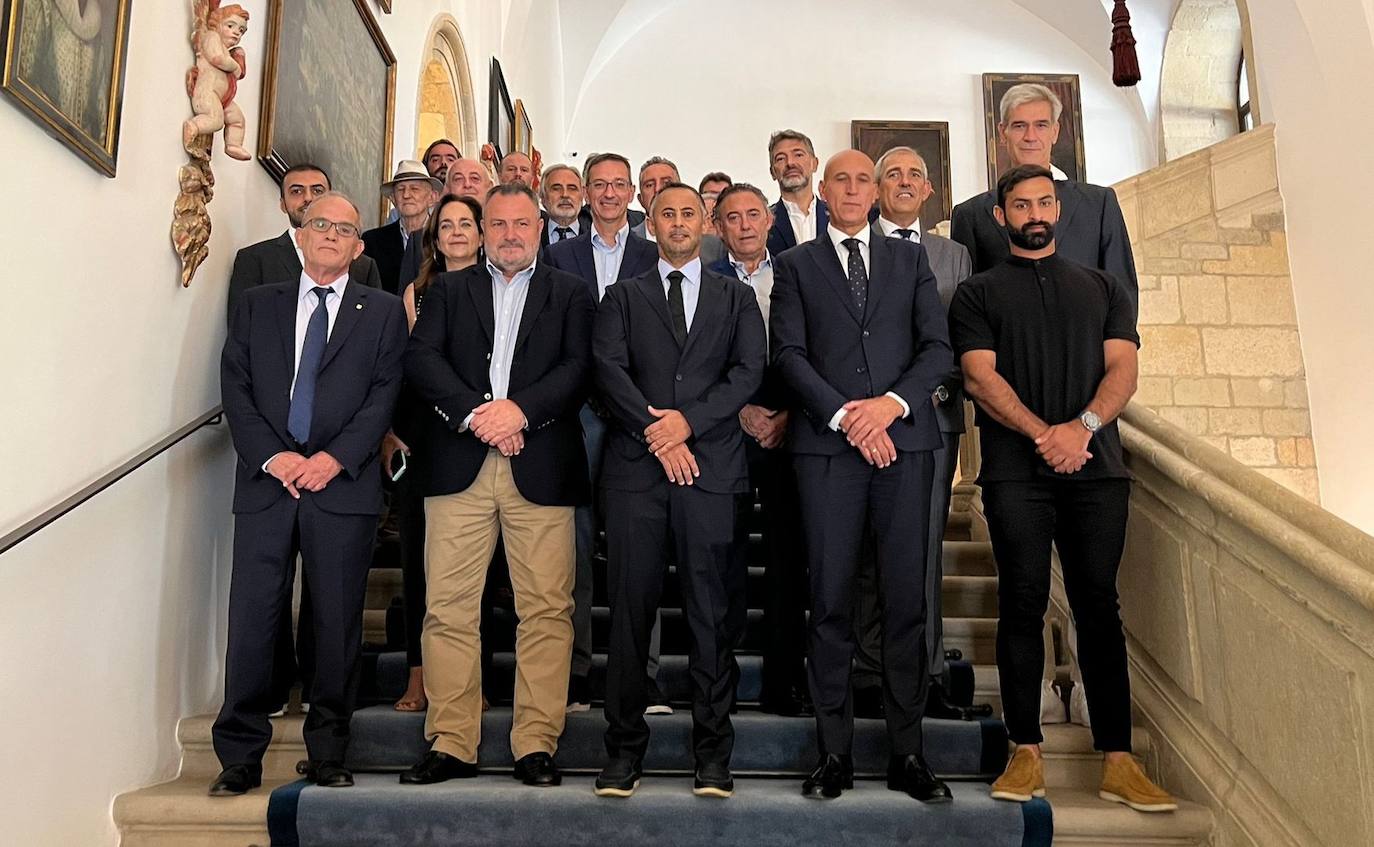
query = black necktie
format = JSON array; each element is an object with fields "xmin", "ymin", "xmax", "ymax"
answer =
[
  {"xmin": 843, "ymin": 238, "xmax": 868, "ymax": 312},
  {"xmin": 895, "ymin": 228, "xmax": 917, "ymax": 241},
  {"xmin": 666, "ymin": 270, "xmax": 688, "ymax": 345},
  {"xmin": 555, "ymin": 226, "xmax": 573, "ymax": 241},
  {"xmin": 288, "ymin": 286, "xmax": 332, "ymax": 446}
]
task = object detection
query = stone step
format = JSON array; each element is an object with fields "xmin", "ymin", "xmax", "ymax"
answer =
[
  {"xmin": 940, "ymin": 617, "xmax": 998, "ymax": 665},
  {"xmin": 1047, "ymin": 787, "xmax": 1213, "ymax": 846},
  {"xmin": 971, "ymin": 663, "xmax": 1003, "ymax": 715}
]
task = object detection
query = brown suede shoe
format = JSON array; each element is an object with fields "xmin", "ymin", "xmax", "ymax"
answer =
[
  {"xmin": 990, "ymin": 746, "xmax": 1046, "ymax": 802},
  {"xmin": 1099, "ymin": 755, "xmax": 1179, "ymax": 812}
]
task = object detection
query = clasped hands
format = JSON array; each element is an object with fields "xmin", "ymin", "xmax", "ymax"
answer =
[
  {"xmin": 838, "ymin": 395, "xmax": 904, "ymax": 468},
  {"xmin": 471, "ymin": 399, "xmax": 526, "ymax": 457},
  {"xmin": 1034, "ymin": 422, "xmax": 1093, "ymax": 474},
  {"xmin": 267, "ymin": 451, "xmax": 343, "ymax": 498},
  {"xmin": 645, "ymin": 405, "xmax": 698, "ymax": 485},
  {"xmin": 739, "ymin": 404, "xmax": 788, "ymax": 449}
]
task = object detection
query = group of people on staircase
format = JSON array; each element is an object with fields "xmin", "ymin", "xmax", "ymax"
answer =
[{"xmin": 208, "ymin": 82, "xmax": 1176, "ymax": 814}]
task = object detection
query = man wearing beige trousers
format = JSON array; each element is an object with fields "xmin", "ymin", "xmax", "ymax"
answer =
[{"xmin": 398, "ymin": 183, "xmax": 596, "ymax": 787}]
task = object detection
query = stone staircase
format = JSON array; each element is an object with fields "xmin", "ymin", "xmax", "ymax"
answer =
[{"xmin": 114, "ymin": 506, "xmax": 1213, "ymax": 846}]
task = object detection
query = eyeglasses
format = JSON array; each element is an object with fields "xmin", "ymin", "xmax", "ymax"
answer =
[
  {"xmin": 588, "ymin": 179, "xmax": 632, "ymax": 192},
  {"xmin": 305, "ymin": 217, "xmax": 360, "ymax": 238}
]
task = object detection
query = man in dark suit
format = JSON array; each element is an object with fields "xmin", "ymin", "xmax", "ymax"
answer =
[
  {"xmin": 362, "ymin": 160, "xmax": 442, "ymax": 294},
  {"xmin": 398, "ymin": 183, "xmax": 594, "ymax": 788},
  {"xmin": 593, "ymin": 183, "xmax": 766, "ymax": 799},
  {"xmin": 227, "ymin": 163, "xmax": 382, "ymax": 324},
  {"xmin": 547, "ymin": 152, "xmax": 661, "ymax": 712},
  {"xmin": 766, "ymin": 129, "xmax": 829, "ymax": 256},
  {"xmin": 950, "ymin": 83, "xmax": 1137, "ymax": 307},
  {"xmin": 211, "ymin": 192, "xmax": 408, "ymax": 796},
  {"xmin": 630, "ymin": 156, "xmax": 726, "ymax": 266},
  {"xmin": 771, "ymin": 149, "xmax": 955, "ymax": 804},
  {"xmin": 852, "ymin": 146, "xmax": 990, "ymax": 722},
  {"xmin": 538, "ymin": 163, "xmax": 589, "ymax": 263}
]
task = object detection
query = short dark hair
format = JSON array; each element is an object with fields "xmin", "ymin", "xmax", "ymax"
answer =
[
  {"xmin": 713, "ymin": 182, "xmax": 770, "ymax": 213},
  {"xmin": 485, "ymin": 181, "xmax": 541, "ymax": 209},
  {"xmin": 996, "ymin": 164, "xmax": 1056, "ymax": 209},
  {"xmin": 698, "ymin": 172, "xmax": 733, "ymax": 192},
  {"xmin": 648, "ymin": 182, "xmax": 705, "ymax": 216},
  {"xmin": 281, "ymin": 162, "xmax": 330, "ymax": 197},
  {"xmin": 581, "ymin": 152, "xmax": 632, "ymax": 185},
  {"xmin": 423, "ymin": 138, "xmax": 460, "ymax": 161}
]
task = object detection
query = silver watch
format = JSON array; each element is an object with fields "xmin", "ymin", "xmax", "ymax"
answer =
[{"xmin": 1078, "ymin": 410, "xmax": 1102, "ymax": 433}]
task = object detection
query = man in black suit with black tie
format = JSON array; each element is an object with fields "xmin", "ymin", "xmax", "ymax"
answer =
[
  {"xmin": 770, "ymin": 149, "xmax": 955, "ymax": 804},
  {"xmin": 592, "ymin": 183, "xmax": 766, "ymax": 799},
  {"xmin": 362, "ymin": 160, "xmax": 442, "ymax": 294},
  {"xmin": 211, "ymin": 192, "xmax": 408, "ymax": 796}
]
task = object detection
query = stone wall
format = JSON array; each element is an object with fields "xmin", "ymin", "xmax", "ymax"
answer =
[{"xmin": 1113, "ymin": 125, "xmax": 1320, "ymax": 502}]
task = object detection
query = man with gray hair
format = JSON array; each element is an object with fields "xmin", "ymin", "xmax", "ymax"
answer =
[
  {"xmin": 766, "ymin": 129, "xmax": 828, "ymax": 256},
  {"xmin": 538, "ymin": 163, "xmax": 589, "ymax": 260},
  {"xmin": 630, "ymin": 155, "xmax": 726, "ymax": 265},
  {"xmin": 950, "ymin": 83, "xmax": 1137, "ymax": 307}
]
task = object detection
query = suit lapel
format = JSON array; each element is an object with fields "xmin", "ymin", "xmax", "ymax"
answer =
[
  {"xmin": 468, "ymin": 268, "xmax": 496, "ymax": 343},
  {"xmin": 863, "ymin": 227, "xmax": 893, "ymax": 323},
  {"xmin": 817, "ymin": 200, "xmax": 829, "ymax": 234},
  {"xmin": 575, "ymin": 239, "xmax": 598, "ymax": 300},
  {"xmin": 635, "ymin": 270, "xmax": 677, "ymax": 342},
  {"xmin": 681, "ymin": 271, "xmax": 725, "ymax": 359},
  {"xmin": 274, "ymin": 231, "xmax": 303, "ymax": 280},
  {"xmin": 620, "ymin": 237, "xmax": 652, "ymax": 281},
  {"xmin": 514, "ymin": 265, "xmax": 553, "ymax": 352},
  {"xmin": 772, "ymin": 200, "xmax": 796, "ymax": 250},
  {"xmin": 1055, "ymin": 180, "xmax": 1082, "ymax": 242},
  {"xmin": 275, "ymin": 284, "xmax": 298, "ymax": 375},
  {"xmin": 318, "ymin": 281, "xmax": 366, "ymax": 372},
  {"xmin": 808, "ymin": 237, "xmax": 863, "ymax": 326}
]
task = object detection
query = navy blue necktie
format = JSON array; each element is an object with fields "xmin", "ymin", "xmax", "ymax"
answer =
[
  {"xmin": 288, "ymin": 286, "xmax": 332, "ymax": 446},
  {"xmin": 843, "ymin": 238, "xmax": 868, "ymax": 312}
]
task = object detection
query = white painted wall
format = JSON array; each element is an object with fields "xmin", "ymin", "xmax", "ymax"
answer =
[{"xmin": 0, "ymin": 2, "xmax": 563, "ymax": 844}]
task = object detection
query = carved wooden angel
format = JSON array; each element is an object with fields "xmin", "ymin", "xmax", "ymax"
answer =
[{"xmin": 182, "ymin": 1, "xmax": 250, "ymax": 160}]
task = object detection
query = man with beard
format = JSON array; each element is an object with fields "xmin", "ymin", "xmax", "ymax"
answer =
[
  {"xmin": 422, "ymin": 139, "xmax": 461, "ymax": 183},
  {"xmin": 948, "ymin": 165, "xmax": 1174, "ymax": 813},
  {"xmin": 499, "ymin": 151, "xmax": 535, "ymax": 186},
  {"xmin": 538, "ymin": 163, "xmax": 589, "ymax": 260},
  {"xmin": 766, "ymin": 129, "xmax": 828, "ymax": 256}
]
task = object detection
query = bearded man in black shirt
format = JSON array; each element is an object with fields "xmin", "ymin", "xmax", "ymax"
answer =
[{"xmin": 949, "ymin": 165, "xmax": 1176, "ymax": 813}]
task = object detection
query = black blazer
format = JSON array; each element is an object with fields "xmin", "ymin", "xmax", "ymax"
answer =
[
  {"xmin": 226, "ymin": 231, "xmax": 382, "ymax": 326},
  {"xmin": 707, "ymin": 257, "xmax": 789, "ymax": 413},
  {"xmin": 361, "ymin": 219, "xmax": 408, "ymax": 295},
  {"xmin": 221, "ymin": 280, "xmax": 408, "ymax": 516},
  {"xmin": 949, "ymin": 180, "xmax": 1138, "ymax": 307},
  {"xmin": 403, "ymin": 263, "xmax": 594, "ymax": 506},
  {"xmin": 770, "ymin": 230, "xmax": 953, "ymax": 455},
  {"xmin": 546, "ymin": 228, "xmax": 660, "ymax": 303},
  {"xmin": 594, "ymin": 267, "xmax": 767, "ymax": 494},
  {"xmin": 767, "ymin": 198, "xmax": 829, "ymax": 256}
]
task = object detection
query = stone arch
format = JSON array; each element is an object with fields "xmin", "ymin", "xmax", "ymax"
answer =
[
  {"xmin": 1159, "ymin": 0, "xmax": 1260, "ymax": 160},
  {"xmin": 415, "ymin": 15, "xmax": 480, "ymax": 161}
]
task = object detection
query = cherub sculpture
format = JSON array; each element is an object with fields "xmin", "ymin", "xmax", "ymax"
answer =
[{"xmin": 183, "ymin": 1, "xmax": 250, "ymax": 160}]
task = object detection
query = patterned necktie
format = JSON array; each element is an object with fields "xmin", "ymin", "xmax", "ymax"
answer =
[
  {"xmin": 895, "ymin": 228, "xmax": 917, "ymax": 241},
  {"xmin": 555, "ymin": 226, "xmax": 573, "ymax": 241},
  {"xmin": 288, "ymin": 286, "xmax": 332, "ymax": 446},
  {"xmin": 843, "ymin": 238, "xmax": 868, "ymax": 312},
  {"xmin": 666, "ymin": 270, "xmax": 688, "ymax": 345}
]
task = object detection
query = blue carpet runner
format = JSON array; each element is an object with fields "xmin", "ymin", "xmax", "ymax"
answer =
[{"xmin": 269, "ymin": 775, "xmax": 1052, "ymax": 847}]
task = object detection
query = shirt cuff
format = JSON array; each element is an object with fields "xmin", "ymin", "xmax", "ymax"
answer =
[
  {"xmin": 261, "ymin": 452, "xmax": 284, "ymax": 473},
  {"xmin": 828, "ymin": 407, "xmax": 848, "ymax": 431},
  {"xmin": 459, "ymin": 412, "xmax": 474, "ymax": 433},
  {"xmin": 885, "ymin": 391, "xmax": 911, "ymax": 419}
]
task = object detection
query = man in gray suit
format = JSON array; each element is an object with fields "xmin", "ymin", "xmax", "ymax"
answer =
[
  {"xmin": 631, "ymin": 156, "xmax": 726, "ymax": 266},
  {"xmin": 851, "ymin": 147, "xmax": 989, "ymax": 721}
]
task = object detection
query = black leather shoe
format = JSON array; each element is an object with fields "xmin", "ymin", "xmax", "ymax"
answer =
[
  {"xmin": 514, "ymin": 752, "xmax": 561, "ymax": 787},
  {"xmin": 295, "ymin": 759, "xmax": 353, "ymax": 788},
  {"xmin": 853, "ymin": 686, "xmax": 886, "ymax": 720},
  {"xmin": 594, "ymin": 757, "xmax": 643, "ymax": 797},
  {"xmin": 759, "ymin": 684, "xmax": 814, "ymax": 717},
  {"xmin": 887, "ymin": 754, "xmax": 953, "ymax": 803},
  {"xmin": 801, "ymin": 754, "xmax": 854, "ymax": 799},
  {"xmin": 399, "ymin": 750, "xmax": 479, "ymax": 785},
  {"xmin": 693, "ymin": 761, "xmax": 734, "ymax": 798},
  {"xmin": 924, "ymin": 680, "xmax": 995, "ymax": 721},
  {"xmin": 208, "ymin": 765, "xmax": 261, "ymax": 796}
]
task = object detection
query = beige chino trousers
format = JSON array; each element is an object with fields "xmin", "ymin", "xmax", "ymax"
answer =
[{"xmin": 422, "ymin": 450, "xmax": 575, "ymax": 761}]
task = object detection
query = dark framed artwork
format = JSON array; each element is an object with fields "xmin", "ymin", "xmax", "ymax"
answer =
[
  {"xmin": 0, "ymin": 0, "xmax": 133, "ymax": 176},
  {"xmin": 850, "ymin": 120, "xmax": 953, "ymax": 225},
  {"xmin": 513, "ymin": 98, "xmax": 532, "ymax": 155},
  {"xmin": 377, "ymin": 0, "xmax": 391, "ymax": 13},
  {"xmin": 982, "ymin": 72, "xmax": 1085, "ymax": 188},
  {"xmin": 257, "ymin": 0, "xmax": 396, "ymax": 225},
  {"xmin": 488, "ymin": 57, "xmax": 513, "ymax": 159}
]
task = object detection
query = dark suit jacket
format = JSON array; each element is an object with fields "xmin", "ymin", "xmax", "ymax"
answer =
[
  {"xmin": 226, "ymin": 231, "xmax": 382, "ymax": 327},
  {"xmin": 770, "ymin": 229, "xmax": 954, "ymax": 455},
  {"xmin": 403, "ymin": 263, "xmax": 594, "ymax": 506},
  {"xmin": 221, "ymin": 280, "xmax": 407, "ymax": 516},
  {"xmin": 361, "ymin": 219, "xmax": 412, "ymax": 295},
  {"xmin": 949, "ymin": 180, "xmax": 1137, "ymax": 307},
  {"xmin": 538, "ymin": 209, "xmax": 592, "ymax": 263},
  {"xmin": 546, "ymin": 228, "xmax": 659, "ymax": 303},
  {"xmin": 767, "ymin": 197, "xmax": 829, "ymax": 256},
  {"xmin": 594, "ymin": 267, "xmax": 767, "ymax": 495},
  {"xmin": 708, "ymin": 257, "xmax": 788, "ymax": 412}
]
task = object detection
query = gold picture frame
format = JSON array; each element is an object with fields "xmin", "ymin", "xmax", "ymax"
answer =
[
  {"xmin": 850, "ymin": 119, "xmax": 954, "ymax": 224},
  {"xmin": 258, "ymin": 0, "xmax": 397, "ymax": 225},
  {"xmin": 982, "ymin": 72, "xmax": 1086, "ymax": 189},
  {"xmin": 513, "ymin": 98, "xmax": 532, "ymax": 155},
  {"xmin": 0, "ymin": 0, "xmax": 134, "ymax": 176}
]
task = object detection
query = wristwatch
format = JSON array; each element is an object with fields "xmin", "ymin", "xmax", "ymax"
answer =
[{"xmin": 1078, "ymin": 410, "xmax": 1102, "ymax": 433}]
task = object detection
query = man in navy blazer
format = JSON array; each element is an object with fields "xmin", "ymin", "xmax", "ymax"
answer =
[
  {"xmin": 592, "ymin": 183, "xmax": 766, "ymax": 799},
  {"xmin": 770, "ymin": 150, "xmax": 955, "ymax": 804},
  {"xmin": 212, "ymin": 192, "xmax": 408, "ymax": 796},
  {"xmin": 766, "ymin": 129, "xmax": 829, "ymax": 256}
]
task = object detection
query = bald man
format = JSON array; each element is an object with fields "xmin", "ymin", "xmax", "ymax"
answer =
[
  {"xmin": 770, "ymin": 149, "xmax": 954, "ymax": 804},
  {"xmin": 499, "ymin": 151, "xmax": 535, "ymax": 185}
]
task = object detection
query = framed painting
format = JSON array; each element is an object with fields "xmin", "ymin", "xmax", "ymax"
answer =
[
  {"xmin": 488, "ymin": 57, "xmax": 513, "ymax": 159},
  {"xmin": 513, "ymin": 98, "xmax": 532, "ymax": 155},
  {"xmin": 377, "ymin": 0, "xmax": 391, "ymax": 12},
  {"xmin": 982, "ymin": 72, "xmax": 1085, "ymax": 188},
  {"xmin": 850, "ymin": 120, "xmax": 953, "ymax": 225},
  {"xmin": 258, "ymin": 0, "xmax": 396, "ymax": 225},
  {"xmin": 0, "ymin": 0, "xmax": 133, "ymax": 176}
]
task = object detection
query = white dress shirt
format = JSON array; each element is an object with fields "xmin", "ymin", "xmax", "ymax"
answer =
[
  {"xmin": 262, "ymin": 271, "xmax": 348, "ymax": 470},
  {"xmin": 782, "ymin": 195, "xmax": 819, "ymax": 243},
  {"xmin": 727, "ymin": 252, "xmax": 774, "ymax": 333},
  {"xmin": 657, "ymin": 257, "xmax": 701, "ymax": 331},
  {"xmin": 823, "ymin": 224, "xmax": 911, "ymax": 431},
  {"xmin": 877, "ymin": 216, "xmax": 922, "ymax": 243},
  {"xmin": 546, "ymin": 217, "xmax": 580, "ymax": 245},
  {"xmin": 591, "ymin": 223, "xmax": 630, "ymax": 301},
  {"xmin": 460, "ymin": 259, "xmax": 535, "ymax": 432}
]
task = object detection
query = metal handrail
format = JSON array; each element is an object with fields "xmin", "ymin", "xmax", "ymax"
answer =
[{"xmin": 0, "ymin": 406, "xmax": 225, "ymax": 556}]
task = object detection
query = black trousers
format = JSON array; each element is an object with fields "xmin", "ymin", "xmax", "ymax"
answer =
[
  {"xmin": 269, "ymin": 569, "xmax": 314, "ymax": 704},
  {"xmin": 603, "ymin": 484, "xmax": 740, "ymax": 767},
  {"xmin": 735, "ymin": 443, "xmax": 808, "ymax": 696},
  {"xmin": 982, "ymin": 478, "xmax": 1133, "ymax": 752},
  {"xmin": 213, "ymin": 496, "xmax": 375, "ymax": 767},
  {"xmin": 795, "ymin": 450, "xmax": 934, "ymax": 757},
  {"xmin": 393, "ymin": 467, "xmax": 428, "ymax": 668},
  {"xmin": 854, "ymin": 430, "xmax": 960, "ymax": 687}
]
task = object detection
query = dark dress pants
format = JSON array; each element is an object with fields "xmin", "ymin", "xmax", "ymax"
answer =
[
  {"xmin": 603, "ymin": 483, "xmax": 739, "ymax": 767},
  {"xmin": 981, "ymin": 478, "xmax": 1133, "ymax": 752},
  {"xmin": 853, "ymin": 430, "xmax": 959, "ymax": 687},
  {"xmin": 395, "ymin": 465, "xmax": 428, "ymax": 668},
  {"xmin": 213, "ymin": 495, "xmax": 375, "ymax": 767},
  {"xmin": 795, "ymin": 449, "xmax": 934, "ymax": 757},
  {"xmin": 269, "ymin": 570, "xmax": 314, "ymax": 705}
]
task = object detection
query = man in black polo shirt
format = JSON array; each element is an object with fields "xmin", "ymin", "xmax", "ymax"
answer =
[{"xmin": 949, "ymin": 165, "xmax": 1175, "ymax": 813}]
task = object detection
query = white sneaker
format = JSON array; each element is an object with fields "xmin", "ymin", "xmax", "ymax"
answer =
[
  {"xmin": 1069, "ymin": 683, "xmax": 1091, "ymax": 727},
  {"xmin": 1040, "ymin": 680, "xmax": 1067, "ymax": 724}
]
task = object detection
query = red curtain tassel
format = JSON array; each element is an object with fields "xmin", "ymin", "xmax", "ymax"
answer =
[{"xmin": 1111, "ymin": 0, "xmax": 1142, "ymax": 87}]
